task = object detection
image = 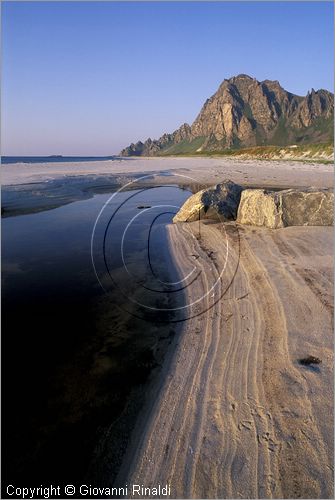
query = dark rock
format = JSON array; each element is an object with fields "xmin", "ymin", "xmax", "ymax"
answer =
[{"xmin": 299, "ymin": 355, "xmax": 322, "ymax": 366}]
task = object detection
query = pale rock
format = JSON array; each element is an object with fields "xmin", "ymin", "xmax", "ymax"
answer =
[
  {"xmin": 173, "ymin": 180, "xmax": 243, "ymax": 223},
  {"xmin": 237, "ymin": 188, "xmax": 334, "ymax": 228}
]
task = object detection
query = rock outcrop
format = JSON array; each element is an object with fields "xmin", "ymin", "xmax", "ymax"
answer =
[
  {"xmin": 173, "ymin": 180, "xmax": 243, "ymax": 223},
  {"xmin": 236, "ymin": 188, "xmax": 334, "ymax": 228},
  {"xmin": 173, "ymin": 183, "xmax": 333, "ymax": 228},
  {"xmin": 121, "ymin": 74, "xmax": 334, "ymax": 156}
]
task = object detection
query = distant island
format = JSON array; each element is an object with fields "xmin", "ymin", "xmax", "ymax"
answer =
[{"xmin": 121, "ymin": 74, "xmax": 334, "ymax": 157}]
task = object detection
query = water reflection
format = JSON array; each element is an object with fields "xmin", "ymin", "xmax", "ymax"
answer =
[{"xmin": 2, "ymin": 186, "xmax": 190, "ymax": 490}]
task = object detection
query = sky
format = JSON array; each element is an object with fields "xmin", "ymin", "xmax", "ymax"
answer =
[{"xmin": 1, "ymin": 1, "xmax": 334, "ymax": 156}]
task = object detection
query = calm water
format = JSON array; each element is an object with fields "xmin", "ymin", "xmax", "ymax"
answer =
[
  {"xmin": 2, "ymin": 185, "xmax": 191, "ymax": 493},
  {"xmin": 1, "ymin": 156, "xmax": 118, "ymax": 164}
]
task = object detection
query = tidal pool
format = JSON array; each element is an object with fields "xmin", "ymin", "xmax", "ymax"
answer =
[{"xmin": 2, "ymin": 184, "xmax": 190, "ymax": 491}]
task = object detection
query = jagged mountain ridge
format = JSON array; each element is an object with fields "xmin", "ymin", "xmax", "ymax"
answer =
[{"xmin": 120, "ymin": 74, "xmax": 334, "ymax": 156}]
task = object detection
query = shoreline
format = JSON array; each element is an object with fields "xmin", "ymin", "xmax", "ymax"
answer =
[
  {"xmin": 2, "ymin": 159, "xmax": 333, "ymax": 496},
  {"xmin": 1, "ymin": 184, "xmax": 189, "ymax": 491},
  {"xmin": 2, "ymin": 157, "xmax": 333, "ymax": 219},
  {"xmin": 117, "ymin": 220, "xmax": 333, "ymax": 498},
  {"xmin": 2, "ymin": 156, "xmax": 333, "ymax": 187}
]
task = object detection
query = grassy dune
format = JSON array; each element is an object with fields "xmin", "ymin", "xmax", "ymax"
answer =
[{"xmin": 160, "ymin": 143, "xmax": 334, "ymax": 163}]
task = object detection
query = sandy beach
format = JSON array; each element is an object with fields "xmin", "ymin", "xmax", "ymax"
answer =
[
  {"xmin": 2, "ymin": 157, "xmax": 333, "ymax": 218},
  {"xmin": 2, "ymin": 156, "xmax": 333, "ymax": 188},
  {"xmin": 2, "ymin": 1, "xmax": 334, "ymax": 497},
  {"xmin": 3, "ymin": 157, "xmax": 333, "ymax": 497},
  {"xmin": 118, "ymin": 221, "xmax": 333, "ymax": 498}
]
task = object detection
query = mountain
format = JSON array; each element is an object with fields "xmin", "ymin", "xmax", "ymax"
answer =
[{"xmin": 120, "ymin": 74, "xmax": 334, "ymax": 156}]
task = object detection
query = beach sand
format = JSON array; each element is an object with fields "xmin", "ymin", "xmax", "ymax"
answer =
[
  {"xmin": 3, "ymin": 157, "xmax": 333, "ymax": 218},
  {"xmin": 2, "ymin": 156, "xmax": 333, "ymax": 188},
  {"xmin": 117, "ymin": 222, "xmax": 333, "ymax": 498},
  {"xmin": 3, "ymin": 157, "xmax": 333, "ymax": 497}
]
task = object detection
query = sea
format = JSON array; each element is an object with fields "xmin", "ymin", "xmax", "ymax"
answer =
[{"xmin": 1, "ymin": 156, "xmax": 118, "ymax": 164}]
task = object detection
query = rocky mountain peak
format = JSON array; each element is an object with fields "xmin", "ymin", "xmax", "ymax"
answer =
[
  {"xmin": 121, "ymin": 75, "xmax": 334, "ymax": 156},
  {"xmin": 229, "ymin": 74, "xmax": 255, "ymax": 82}
]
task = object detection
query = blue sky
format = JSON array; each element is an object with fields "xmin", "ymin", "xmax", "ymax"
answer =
[{"xmin": 1, "ymin": 1, "xmax": 334, "ymax": 155}]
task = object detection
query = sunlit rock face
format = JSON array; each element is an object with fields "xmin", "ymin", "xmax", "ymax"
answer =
[
  {"xmin": 173, "ymin": 180, "xmax": 243, "ymax": 223},
  {"xmin": 174, "ymin": 182, "xmax": 333, "ymax": 228},
  {"xmin": 121, "ymin": 74, "xmax": 334, "ymax": 156},
  {"xmin": 237, "ymin": 188, "xmax": 334, "ymax": 228}
]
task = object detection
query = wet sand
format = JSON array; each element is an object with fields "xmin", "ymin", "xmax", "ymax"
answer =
[
  {"xmin": 3, "ymin": 157, "xmax": 333, "ymax": 497},
  {"xmin": 2, "ymin": 157, "xmax": 333, "ymax": 219},
  {"xmin": 118, "ymin": 222, "xmax": 333, "ymax": 498}
]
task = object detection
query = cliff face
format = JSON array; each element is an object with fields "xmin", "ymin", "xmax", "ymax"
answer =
[{"xmin": 121, "ymin": 74, "xmax": 334, "ymax": 156}]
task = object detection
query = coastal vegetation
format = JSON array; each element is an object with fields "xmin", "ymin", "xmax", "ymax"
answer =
[{"xmin": 121, "ymin": 75, "xmax": 334, "ymax": 159}]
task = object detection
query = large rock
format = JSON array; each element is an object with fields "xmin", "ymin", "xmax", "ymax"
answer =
[
  {"xmin": 237, "ymin": 188, "xmax": 334, "ymax": 228},
  {"xmin": 173, "ymin": 180, "xmax": 243, "ymax": 223}
]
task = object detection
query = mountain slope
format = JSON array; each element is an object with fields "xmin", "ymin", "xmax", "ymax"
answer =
[{"xmin": 120, "ymin": 74, "xmax": 334, "ymax": 156}]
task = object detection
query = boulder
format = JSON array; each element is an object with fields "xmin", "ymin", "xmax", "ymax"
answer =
[
  {"xmin": 173, "ymin": 180, "xmax": 243, "ymax": 223},
  {"xmin": 237, "ymin": 188, "xmax": 333, "ymax": 228}
]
